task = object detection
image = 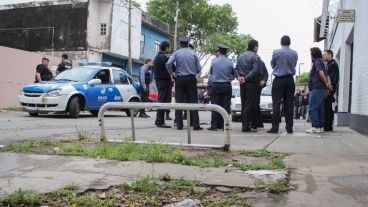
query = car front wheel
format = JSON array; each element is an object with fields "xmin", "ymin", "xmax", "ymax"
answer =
[{"xmin": 68, "ymin": 96, "xmax": 81, "ymax": 118}]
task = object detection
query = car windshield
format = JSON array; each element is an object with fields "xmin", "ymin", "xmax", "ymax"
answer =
[
  {"xmin": 261, "ymin": 86, "xmax": 272, "ymax": 96},
  {"xmin": 54, "ymin": 67, "xmax": 95, "ymax": 82},
  {"xmin": 232, "ymin": 88, "xmax": 240, "ymax": 97}
]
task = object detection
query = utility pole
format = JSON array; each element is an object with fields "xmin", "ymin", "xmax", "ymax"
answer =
[
  {"xmin": 127, "ymin": 0, "xmax": 133, "ymax": 75},
  {"xmin": 174, "ymin": 1, "xmax": 179, "ymax": 51}
]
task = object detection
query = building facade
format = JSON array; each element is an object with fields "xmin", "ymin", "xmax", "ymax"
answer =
[
  {"xmin": 317, "ymin": 0, "xmax": 368, "ymax": 135},
  {"xmin": 0, "ymin": 0, "xmax": 170, "ymax": 77}
]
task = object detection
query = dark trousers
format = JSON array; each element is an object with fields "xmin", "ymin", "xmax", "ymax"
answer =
[
  {"xmin": 252, "ymin": 86, "xmax": 263, "ymax": 128},
  {"xmin": 140, "ymin": 85, "xmax": 149, "ymax": 114},
  {"xmin": 175, "ymin": 75, "xmax": 200, "ymax": 129},
  {"xmin": 324, "ymin": 94, "xmax": 334, "ymax": 131},
  {"xmin": 240, "ymin": 82, "xmax": 258, "ymax": 130},
  {"xmin": 210, "ymin": 83, "xmax": 232, "ymax": 129},
  {"xmin": 271, "ymin": 76, "xmax": 295, "ymax": 131},
  {"xmin": 155, "ymin": 80, "xmax": 172, "ymax": 125}
]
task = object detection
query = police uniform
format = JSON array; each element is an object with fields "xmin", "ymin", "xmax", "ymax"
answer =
[
  {"xmin": 166, "ymin": 37, "xmax": 202, "ymax": 130},
  {"xmin": 208, "ymin": 44, "xmax": 236, "ymax": 131},
  {"xmin": 139, "ymin": 64, "xmax": 151, "ymax": 117},
  {"xmin": 252, "ymin": 56, "xmax": 269, "ymax": 129}
]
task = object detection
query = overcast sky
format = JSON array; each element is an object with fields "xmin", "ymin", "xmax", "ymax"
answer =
[{"xmin": 136, "ymin": 0, "xmax": 324, "ymax": 75}]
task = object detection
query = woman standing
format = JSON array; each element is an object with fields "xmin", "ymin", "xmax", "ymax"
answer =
[{"xmin": 306, "ymin": 47, "xmax": 332, "ymax": 134}]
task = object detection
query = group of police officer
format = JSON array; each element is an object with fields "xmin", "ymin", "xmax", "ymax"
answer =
[{"xmin": 140, "ymin": 35, "xmax": 299, "ymax": 133}]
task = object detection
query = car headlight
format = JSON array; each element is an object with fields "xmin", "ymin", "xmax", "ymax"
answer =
[
  {"xmin": 267, "ymin": 103, "xmax": 273, "ymax": 109},
  {"xmin": 46, "ymin": 89, "xmax": 62, "ymax": 97},
  {"xmin": 19, "ymin": 90, "xmax": 24, "ymax": 95}
]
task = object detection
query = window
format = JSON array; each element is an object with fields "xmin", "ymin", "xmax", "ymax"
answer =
[
  {"xmin": 94, "ymin": 69, "xmax": 111, "ymax": 84},
  {"xmin": 100, "ymin": 23, "xmax": 107, "ymax": 35},
  {"xmin": 112, "ymin": 70, "xmax": 129, "ymax": 85},
  {"xmin": 155, "ymin": 41, "xmax": 161, "ymax": 53},
  {"xmin": 140, "ymin": 35, "xmax": 145, "ymax": 54}
]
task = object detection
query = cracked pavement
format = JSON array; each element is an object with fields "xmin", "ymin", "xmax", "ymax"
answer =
[{"xmin": 1, "ymin": 111, "xmax": 368, "ymax": 206}]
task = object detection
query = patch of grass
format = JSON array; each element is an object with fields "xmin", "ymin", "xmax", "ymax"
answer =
[
  {"xmin": 254, "ymin": 179, "xmax": 267, "ymax": 189},
  {"xmin": 70, "ymin": 195, "xmax": 116, "ymax": 207},
  {"xmin": 268, "ymin": 179, "xmax": 288, "ymax": 194},
  {"xmin": 240, "ymin": 149, "xmax": 271, "ymax": 157},
  {"xmin": 123, "ymin": 176, "xmax": 159, "ymax": 195},
  {"xmin": 167, "ymin": 177, "xmax": 198, "ymax": 192},
  {"xmin": 0, "ymin": 188, "xmax": 42, "ymax": 207},
  {"xmin": 3, "ymin": 106, "xmax": 23, "ymax": 112},
  {"xmin": 76, "ymin": 128, "xmax": 91, "ymax": 141},
  {"xmin": 193, "ymin": 151, "xmax": 228, "ymax": 168},
  {"xmin": 207, "ymin": 194, "xmax": 249, "ymax": 207},
  {"xmin": 236, "ymin": 158, "xmax": 286, "ymax": 171},
  {"xmin": 2, "ymin": 140, "xmax": 54, "ymax": 153}
]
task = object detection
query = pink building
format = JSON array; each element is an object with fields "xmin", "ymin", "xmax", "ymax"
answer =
[{"xmin": 0, "ymin": 46, "xmax": 60, "ymax": 108}]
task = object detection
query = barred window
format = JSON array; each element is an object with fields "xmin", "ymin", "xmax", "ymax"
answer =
[{"xmin": 100, "ymin": 23, "xmax": 107, "ymax": 35}]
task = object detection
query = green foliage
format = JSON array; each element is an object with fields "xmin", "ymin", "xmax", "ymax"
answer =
[
  {"xmin": 207, "ymin": 194, "xmax": 249, "ymax": 207},
  {"xmin": 0, "ymin": 189, "xmax": 42, "ymax": 207},
  {"xmin": 203, "ymin": 33, "xmax": 252, "ymax": 58},
  {"xmin": 76, "ymin": 128, "xmax": 91, "ymax": 141},
  {"xmin": 254, "ymin": 179, "xmax": 267, "ymax": 189},
  {"xmin": 3, "ymin": 140, "xmax": 53, "ymax": 153},
  {"xmin": 268, "ymin": 179, "xmax": 288, "ymax": 194},
  {"xmin": 237, "ymin": 158, "xmax": 286, "ymax": 171},
  {"xmin": 193, "ymin": 151, "xmax": 228, "ymax": 168},
  {"xmin": 240, "ymin": 149, "xmax": 271, "ymax": 157},
  {"xmin": 297, "ymin": 72, "xmax": 310, "ymax": 84},
  {"xmin": 123, "ymin": 176, "xmax": 159, "ymax": 195},
  {"xmin": 71, "ymin": 195, "xmax": 116, "ymax": 207},
  {"xmin": 147, "ymin": 0, "xmax": 241, "ymax": 58}
]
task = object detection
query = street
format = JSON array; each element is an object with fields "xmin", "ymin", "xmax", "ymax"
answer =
[{"xmin": 1, "ymin": 111, "xmax": 368, "ymax": 206}]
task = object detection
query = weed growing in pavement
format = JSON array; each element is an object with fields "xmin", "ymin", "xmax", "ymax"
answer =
[
  {"xmin": 0, "ymin": 188, "xmax": 42, "ymax": 206},
  {"xmin": 240, "ymin": 149, "xmax": 271, "ymax": 157},
  {"xmin": 123, "ymin": 176, "xmax": 159, "ymax": 195},
  {"xmin": 268, "ymin": 179, "xmax": 288, "ymax": 194},
  {"xmin": 2, "ymin": 140, "xmax": 53, "ymax": 153},
  {"xmin": 254, "ymin": 179, "xmax": 267, "ymax": 189},
  {"xmin": 207, "ymin": 194, "xmax": 249, "ymax": 207},
  {"xmin": 76, "ymin": 127, "xmax": 91, "ymax": 141},
  {"xmin": 236, "ymin": 158, "xmax": 286, "ymax": 171}
]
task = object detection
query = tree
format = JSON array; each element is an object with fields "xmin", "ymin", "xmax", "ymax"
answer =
[
  {"xmin": 297, "ymin": 72, "xmax": 310, "ymax": 84},
  {"xmin": 147, "ymin": 0, "xmax": 239, "ymax": 59}
]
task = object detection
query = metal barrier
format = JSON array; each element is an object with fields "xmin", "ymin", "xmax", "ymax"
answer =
[{"xmin": 98, "ymin": 102, "xmax": 231, "ymax": 151}]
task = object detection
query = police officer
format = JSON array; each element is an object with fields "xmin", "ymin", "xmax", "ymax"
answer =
[
  {"xmin": 207, "ymin": 44, "xmax": 236, "ymax": 131},
  {"xmin": 267, "ymin": 35, "xmax": 298, "ymax": 134},
  {"xmin": 166, "ymin": 37, "xmax": 202, "ymax": 130},
  {"xmin": 235, "ymin": 39, "xmax": 260, "ymax": 132},
  {"xmin": 35, "ymin": 58, "xmax": 53, "ymax": 83},
  {"xmin": 139, "ymin": 59, "xmax": 153, "ymax": 118},
  {"xmin": 252, "ymin": 55, "xmax": 269, "ymax": 129},
  {"xmin": 153, "ymin": 41, "xmax": 173, "ymax": 128}
]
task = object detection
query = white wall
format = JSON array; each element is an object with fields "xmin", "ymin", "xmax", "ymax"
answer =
[
  {"xmin": 110, "ymin": 0, "xmax": 142, "ymax": 60},
  {"xmin": 350, "ymin": 0, "xmax": 368, "ymax": 116},
  {"xmin": 87, "ymin": 0, "xmax": 112, "ymax": 50},
  {"xmin": 328, "ymin": 0, "xmax": 368, "ymax": 116}
]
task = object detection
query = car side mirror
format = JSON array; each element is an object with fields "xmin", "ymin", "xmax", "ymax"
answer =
[{"xmin": 88, "ymin": 79, "xmax": 101, "ymax": 85}]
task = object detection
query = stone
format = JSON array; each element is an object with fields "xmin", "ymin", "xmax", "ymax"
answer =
[
  {"xmin": 215, "ymin": 186, "xmax": 233, "ymax": 193},
  {"xmin": 98, "ymin": 192, "xmax": 107, "ymax": 199},
  {"xmin": 52, "ymin": 147, "xmax": 61, "ymax": 153},
  {"xmin": 193, "ymin": 187, "xmax": 209, "ymax": 193},
  {"xmin": 163, "ymin": 199, "xmax": 202, "ymax": 207}
]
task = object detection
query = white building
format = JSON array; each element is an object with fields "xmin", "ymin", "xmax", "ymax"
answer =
[{"xmin": 318, "ymin": 0, "xmax": 368, "ymax": 134}]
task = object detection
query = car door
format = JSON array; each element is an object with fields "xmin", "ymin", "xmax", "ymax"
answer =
[
  {"xmin": 86, "ymin": 69, "xmax": 116, "ymax": 109},
  {"xmin": 112, "ymin": 69, "xmax": 137, "ymax": 102}
]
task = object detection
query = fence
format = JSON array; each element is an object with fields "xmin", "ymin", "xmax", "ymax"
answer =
[{"xmin": 98, "ymin": 102, "xmax": 231, "ymax": 151}]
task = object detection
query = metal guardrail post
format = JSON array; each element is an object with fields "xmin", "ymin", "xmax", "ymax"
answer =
[
  {"xmin": 98, "ymin": 102, "xmax": 231, "ymax": 150},
  {"xmin": 130, "ymin": 109, "xmax": 136, "ymax": 141},
  {"xmin": 186, "ymin": 110, "xmax": 191, "ymax": 144}
]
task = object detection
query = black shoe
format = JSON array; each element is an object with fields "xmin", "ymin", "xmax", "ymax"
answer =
[
  {"xmin": 258, "ymin": 124, "xmax": 264, "ymax": 128},
  {"xmin": 286, "ymin": 129, "xmax": 293, "ymax": 134},
  {"xmin": 166, "ymin": 116, "xmax": 173, "ymax": 121},
  {"xmin": 267, "ymin": 129, "xmax": 278, "ymax": 134},
  {"xmin": 193, "ymin": 127, "xmax": 203, "ymax": 131},
  {"xmin": 177, "ymin": 125, "xmax": 183, "ymax": 130},
  {"xmin": 139, "ymin": 114, "xmax": 149, "ymax": 118},
  {"xmin": 242, "ymin": 128, "xmax": 257, "ymax": 133},
  {"xmin": 157, "ymin": 124, "xmax": 171, "ymax": 128},
  {"xmin": 207, "ymin": 127, "xmax": 217, "ymax": 131}
]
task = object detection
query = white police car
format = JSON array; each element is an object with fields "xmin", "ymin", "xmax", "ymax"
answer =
[{"xmin": 18, "ymin": 62, "xmax": 141, "ymax": 118}]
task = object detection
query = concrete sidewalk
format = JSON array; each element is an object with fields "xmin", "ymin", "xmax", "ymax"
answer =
[{"xmin": 1, "ymin": 111, "xmax": 368, "ymax": 206}]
